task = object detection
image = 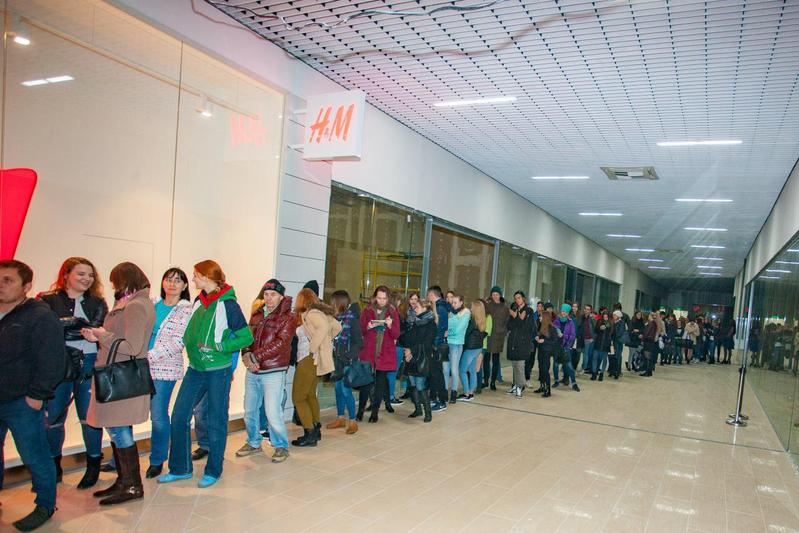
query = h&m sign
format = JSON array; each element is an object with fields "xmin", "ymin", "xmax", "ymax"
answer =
[{"xmin": 303, "ymin": 90, "xmax": 365, "ymax": 161}]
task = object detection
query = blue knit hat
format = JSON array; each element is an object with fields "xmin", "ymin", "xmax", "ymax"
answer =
[{"xmin": 561, "ymin": 303, "xmax": 572, "ymax": 314}]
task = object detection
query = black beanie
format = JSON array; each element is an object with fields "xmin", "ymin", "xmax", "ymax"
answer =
[
  {"xmin": 303, "ymin": 279, "xmax": 320, "ymax": 296},
  {"xmin": 263, "ymin": 278, "xmax": 285, "ymax": 296}
]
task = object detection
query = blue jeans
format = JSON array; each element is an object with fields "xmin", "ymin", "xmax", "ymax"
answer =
[
  {"xmin": 334, "ymin": 373, "xmax": 357, "ymax": 420},
  {"xmin": 386, "ymin": 347, "xmax": 406, "ymax": 399},
  {"xmin": 459, "ymin": 348, "xmax": 481, "ymax": 394},
  {"xmin": 593, "ymin": 350, "xmax": 608, "ymax": 373},
  {"xmin": 149, "ymin": 379, "xmax": 177, "ymax": 466},
  {"xmin": 580, "ymin": 340, "xmax": 594, "ymax": 371},
  {"xmin": 554, "ymin": 358, "xmax": 576, "ymax": 384},
  {"xmin": 45, "ymin": 353, "xmax": 102, "ymax": 458},
  {"xmin": 443, "ymin": 344, "xmax": 464, "ymax": 391},
  {"xmin": 0, "ymin": 397, "xmax": 56, "ymax": 510},
  {"xmin": 244, "ymin": 370, "xmax": 289, "ymax": 450},
  {"xmin": 107, "ymin": 425, "xmax": 134, "ymax": 448},
  {"xmin": 706, "ymin": 340, "xmax": 716, "ymax": 362},
  {"xmin": 170, "ymin": 366, "xmax": 232, "ymax": 479},
  {"xmin": 409, "ymin": 376, "xmax": 427, "ymax": 389}
]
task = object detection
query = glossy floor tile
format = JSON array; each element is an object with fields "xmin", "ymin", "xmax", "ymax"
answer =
[{"xmin": 2, "ymin": 363, "xmax": 799, "ymax": 532}]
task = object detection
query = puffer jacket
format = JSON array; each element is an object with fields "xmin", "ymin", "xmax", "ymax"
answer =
[
  {"xmin": 398, "ymin": 309, "xmax": 436, "ymax": 376},
  {"xmin": 485, "ymin": 299, "xmax": 509, "ymax": 353},
  {"xmin": 506, "ymin": 303, "xmax": 534, "ymax": 361},
  {"xmin": 684, "ymin": 321, "xmax": 700, "ymax": 342},
  {"xmin": 245, "ymin": 295, "xmax": 296, "ymax": 373},
  {"xmin": 594, "ymin": 318, "xmax": 613, "ymax": 352},
  {"xmin": 536, "ymin": 324, "xmax": 561, "ymax": 355}
]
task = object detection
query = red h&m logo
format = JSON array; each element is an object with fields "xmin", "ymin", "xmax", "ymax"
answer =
[{"xmin": 0, "ymin": 168, "xmax": 37, "ymax": 260}]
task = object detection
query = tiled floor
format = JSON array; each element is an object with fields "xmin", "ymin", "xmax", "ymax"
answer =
[{"xmin": 2, "ymin": 363, "xmax": 799, "ymax": 532}]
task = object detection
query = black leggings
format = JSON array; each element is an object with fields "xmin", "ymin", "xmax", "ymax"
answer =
[
  {"xmin": 483, "ymin": 353, "xmax": 501, "ymax": 385},
  {"xmin": 358, "ymin": 370, "xmax": 389, "ymax": 416},
  {"xmin": 537, "ymin": 351, "xmax": 550, "ymax": 387},
  {"xmin": 428, "ymin": 355, "xmax": 447, "ymax": 405},
  {"xmin": 525, "ymin": 349, "xmax": 535, "ymax": 380}
]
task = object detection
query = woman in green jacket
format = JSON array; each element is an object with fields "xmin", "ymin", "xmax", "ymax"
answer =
[{"xmin": 158, "ymin": 260, "xmax": 253, "ymax": 488}]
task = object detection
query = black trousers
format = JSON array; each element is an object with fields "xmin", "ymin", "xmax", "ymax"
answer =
[
  {"xmin": 482, "ymin": 353, "xmax": 501, "ymax": 385},
  {"xmin": 429, "ymin": 348, "xmax": 448, "ymax": 405},
  {"xmin": 570, "ymin": 347, "xmax": 580, "ymax": 370},
  {"xmin": 525, "ymin": 348, "xmax": 535, "ymax": 380},
  {"xmin": 537, "ymin": 351, "xmax": 550, "ymax": 387}
]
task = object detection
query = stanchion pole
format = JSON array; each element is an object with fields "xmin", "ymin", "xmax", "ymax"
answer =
[{"xmin": 727, "ymin": 282, "xmax": 755, "ymax": 426}]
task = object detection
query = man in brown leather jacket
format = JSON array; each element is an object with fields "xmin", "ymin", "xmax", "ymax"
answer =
[{"xmin": 237, "ymin": 279, "xmax": 296, "ymax": 463}]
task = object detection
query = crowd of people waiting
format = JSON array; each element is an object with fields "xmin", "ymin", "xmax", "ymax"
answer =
[{"xmin": 0, "ymin": 257, "xmax": 738, "ymax": 531}]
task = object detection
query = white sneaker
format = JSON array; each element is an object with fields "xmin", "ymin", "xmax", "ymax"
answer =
[
  {"xmin": 526, "ymin": 380, "xmax": 534, "ymax": 389},
  {"xmin": 515, "ymin": 387, "xmax": 523, "ymax": 399},
  {"xmin": 506, "ymin": 386, "xmax": 517, "ymax": 395}
]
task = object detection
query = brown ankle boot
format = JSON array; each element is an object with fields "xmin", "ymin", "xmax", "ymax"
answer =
[
  {"xmin": 346, "ymin": 421, "xmax": 358, "ymax": 435},
  {"xmin": 326, "ymin": 417, "xmax": 346, "ymax": 429},
  {"xmin": 99, "ymin": 443, "xmax": 143, "ymax": 506}
]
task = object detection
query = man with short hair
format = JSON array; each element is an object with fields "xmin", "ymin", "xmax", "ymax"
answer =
[
  {"xmin": 0, "ymin": 260, "xmax": 65, "ymax": 531},
  {"xmin": 237, "ymin": 279, "xmax": 296, "ymax": 462},
  {"xmin": 426, "ymin": 286, "xmax": 449, "ymax": 412},
  {"xmin": 577, "ymin": 304, "xmax": 596, "ymax": 372}
]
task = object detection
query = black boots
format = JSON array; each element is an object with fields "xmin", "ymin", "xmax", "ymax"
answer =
[
  {"xmin": 313, "ymin": 422, "xmax": 322, "ymax": 441},
  {"xmin": 420, "ymin": 390, "xmax": 432, "ymax": 423},
  {"xmin": 93, "ymin": 444, "xmax": 120, "ymax": 498},
  {"xmin": 53, "ymin": 455, "xmax": 63, "ymax": 483},
  {"xmin": 408, "ymin": 389, "xmax": 423, "ymax": 418},
  {"xmin": 291, "ymin": 428, "xmax": 318, "ymax": 447},
  {"xmin": 533, "ymin": 383, "xmax": 546, "ymax": 393},
  {"xmin": 99, "ymin": 443, "xmax": 143, "ymax": 506},
  {"xmin": 77, "ymin": 454, "xmax": 102, "ymax": 489},
  {"xmin": 12, "ymin": 505, "xmax": 54, "ymax": 531},
  {"xmin": 449, "ymin": 390, "xmax": 457, "ymax": 404},
  {"xmin": 542, "ymin": 384, "xmax": 551, "ymax": 398}
]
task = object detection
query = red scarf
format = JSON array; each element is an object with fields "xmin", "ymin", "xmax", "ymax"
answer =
[{"xmin": 198, "ymin": 284, "xmax": 232, "ymax": 308}]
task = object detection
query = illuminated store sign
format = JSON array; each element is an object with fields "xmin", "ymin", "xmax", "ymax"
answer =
[
  {"xmin": 0, "ymin": 168, "xmax": 37, "ymax": 260},
  {"xmin": 304, "ymin": 90, "xmax": 365, "ymax": 161}
]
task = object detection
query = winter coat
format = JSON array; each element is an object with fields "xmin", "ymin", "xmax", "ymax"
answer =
[
  {"xmin": 0, "ymin": 298, "xmax": 65, "ymax": 404},
  {"xmin": 464, "ymin": 318, "xmax": 487, "ymax": 350},
  {"xmin": 485, "ymin": 299, "xmax": 510, "ymax": 353},
  {"xmin": 506, "ymin": 304, "xmax": 534, "ymax": 361},
  {"xmin": 87, "ymin": 289, "xmax": 155, "ymax": 428},
  {"xmin": 148, "ymin": 299, "xmax": 192, "ymax": 381},
  {"xmin": 433, "ymin": 299, "xmax": 449, "ymax": 346},
  {"xmin": 576, "ymin": 314, "xmax": 597, "ymax": 348},
  {"xmin": 557, "ymin": 317, "xmax": 576, "ymax": 349},
  {"xmin": 612, "ymin": 319, "xmax": 627, "ymax": 343},
  {"xmin": 334, "ymin": 303, "xmax": 364, "ymax": 363},
  {"xmin": 398, "ymin": 309, "xmax": 436, "ymax": 376},
  {"xmin": 536, "ymin": 324, "xmax": 561, "ymax": 355},
  {"xmin": 643, "ymin": 320, "xmax": 659, "ymax": 343},
  {"xmin": 302, "ymin": 306, "xmax": 342, "ymax": 376},
  {"xmin": 183, "ymin": 285, "xmax": 253, "ymax": 372},
  {"xmin": 628, "ymin": 318, "xmax": 645, "ymax": 348},
  {"xmin": 594, "ymin": 318, "xmax": 613, "ymax": 352},
  {"xmin": 245, "ymin": 295, "xmax": 296, "ymax": 373},
  {"xmin": 684, "ymin": 321, "xmax": 700, "ymax": 342},
  {"xmin": 359, "ymin": 305, "xmax": 401, "ymax": 371}
]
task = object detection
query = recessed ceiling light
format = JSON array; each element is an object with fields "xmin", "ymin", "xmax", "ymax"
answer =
[
  {"xmin": 434, "ymin": 96, "xmax": 516, "ymax": 108},
  {"xmin": 699, "ymin": 272, "xmax": 722, "ymax": 276},
  {"xmin": 788, "ymin": 249, "xmax": 799, "ymax": 253},
  {"xmin": 46, "ymin": 75, "xmax": 74, "ymax": 83},
  {"xmin": 685, "ymin": 227, "xmax": 727, "ymax": 232},
  {"xmin": 691, "ymin": 245, "xmax": 725, "ymax": 249},
  {"xmin": 697, "ymin": 266, "xmax": 723, "ymax": 269},
  {"xmin": 531, "ymin": 176, "xmax": 590, "ymax": 180},
  {"xmin": 21, "ymin": 75, "xmax": 74, "ymax": 87},
  {"xmin": 579, "ymin": 212, "xmax": 623, "ymax": 216},
  {"xmin": 638, "ymin": 258, "xmax": 664, "ymax": 262},
  {"xmin": 766, "ymin": 269, "xmax": 791, "ymax": 273},
  {"xmin": 760, "ymin": 276, "xmax": 780, "ymax": 280},
  {"xmin": 693, "ymin": 257, "xmax": 723, "ymax": 261},
  {"xmin": 626, "ymin": 248, "xmax": 655, "ymax": 252},
  {"xmin": 607, "ymin": 234, "xmax": 641, "ymax": 238},
  {"xmin": 775, "ymin": 261, "xmax": 799, "ymax": 265},
  {"xmin": 648, "ymin": 266, "xmax": 671, "ymax": 270},
  {"xmin": 675, "ymin": 198, "xmax": 734, "ymax": 203},
  {"xmin": 657, "ymin": 140, "xmax": 742, "ymax": 147},
  {"xmin": 13, "ymin": 35, "xmax": 31, "ymax": 46},
  {"xmin": 10, "ymin": 14, "xmax": 30, "ymax": 46}
]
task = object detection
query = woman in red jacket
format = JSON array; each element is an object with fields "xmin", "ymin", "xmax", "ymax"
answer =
[{"xmin": 357, "ymin": 285, "xmax": 400, "ymax": 423}]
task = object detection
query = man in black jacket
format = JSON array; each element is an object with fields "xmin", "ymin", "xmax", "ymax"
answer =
[{"xmin": 0, "ymin": 260, "xmax": 65, "ymax": 531}]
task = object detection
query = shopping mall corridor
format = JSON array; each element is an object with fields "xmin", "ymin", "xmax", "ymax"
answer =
[{"xmin": 1, "ymin": 363, "xmax": 798, "ymax": 533}]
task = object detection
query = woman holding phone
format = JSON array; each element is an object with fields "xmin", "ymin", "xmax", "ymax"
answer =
[{"xmin": 358, "ymin": 286, "xmax": 400, "ymax": 423}]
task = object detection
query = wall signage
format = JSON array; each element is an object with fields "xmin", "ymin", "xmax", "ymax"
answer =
[
  {"xmin": 303, "ymin": 90, "xmax": 365, "ymax": 161},
  {"xmin": 0, "ymin": 168, "xmax": 37, "ymax": 260}
]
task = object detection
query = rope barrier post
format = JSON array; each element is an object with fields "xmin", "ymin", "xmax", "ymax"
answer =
[{"xmin": 727, "ymin": 282, "xmax": 754, "ymax": 427}]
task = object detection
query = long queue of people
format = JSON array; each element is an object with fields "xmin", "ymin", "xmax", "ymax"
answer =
[{"xmin": 0, "ymin": 256, "xmax": 736, "ymax": 531}]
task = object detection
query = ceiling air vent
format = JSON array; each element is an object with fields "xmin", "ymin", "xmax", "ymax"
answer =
[{"xmin": 601, "ymin": 166, "xmax": 659, "ymax": 181}]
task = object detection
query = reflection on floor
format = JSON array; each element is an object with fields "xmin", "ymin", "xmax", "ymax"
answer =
[{"xmin": 2, "ymin": 363, "xmax": 799, "ymax": 532}]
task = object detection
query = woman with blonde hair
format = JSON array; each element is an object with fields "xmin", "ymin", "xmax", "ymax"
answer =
[
  {"xmin": 291, "ymin": 288, "xmax": 342, "ymax": 446},
  {"xmin": 459, "ymin": 300, "xmax": 487, "ymax": 401}
]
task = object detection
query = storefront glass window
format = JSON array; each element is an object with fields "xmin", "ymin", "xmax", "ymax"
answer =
[{"xmin": 428, "ymin": 225, "xmax": 494, "ymax": 303}]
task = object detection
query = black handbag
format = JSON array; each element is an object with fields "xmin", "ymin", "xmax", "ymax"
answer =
[
  {"xmin": 93, "ymin": 339, "xmax": 155, "ymax": 403},
  {"xmin": 436, "ymin": 344, "xmax": 449, "ymax": 363},
  {"xmin": 62, "ymin": 346, "xmax": 85, "ymax": 382},
  {"xmin": 343, "ymin": 360, "xmax": 374, "ymax": 389},
  {"xmin": 410, "ymin": 351, "xmax": 430, "ymax": 377}
]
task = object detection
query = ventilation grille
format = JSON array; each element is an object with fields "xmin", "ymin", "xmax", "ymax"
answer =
[{"xmin": 601, "ymin": 166, "xmax": 659, "ymax": 181}]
